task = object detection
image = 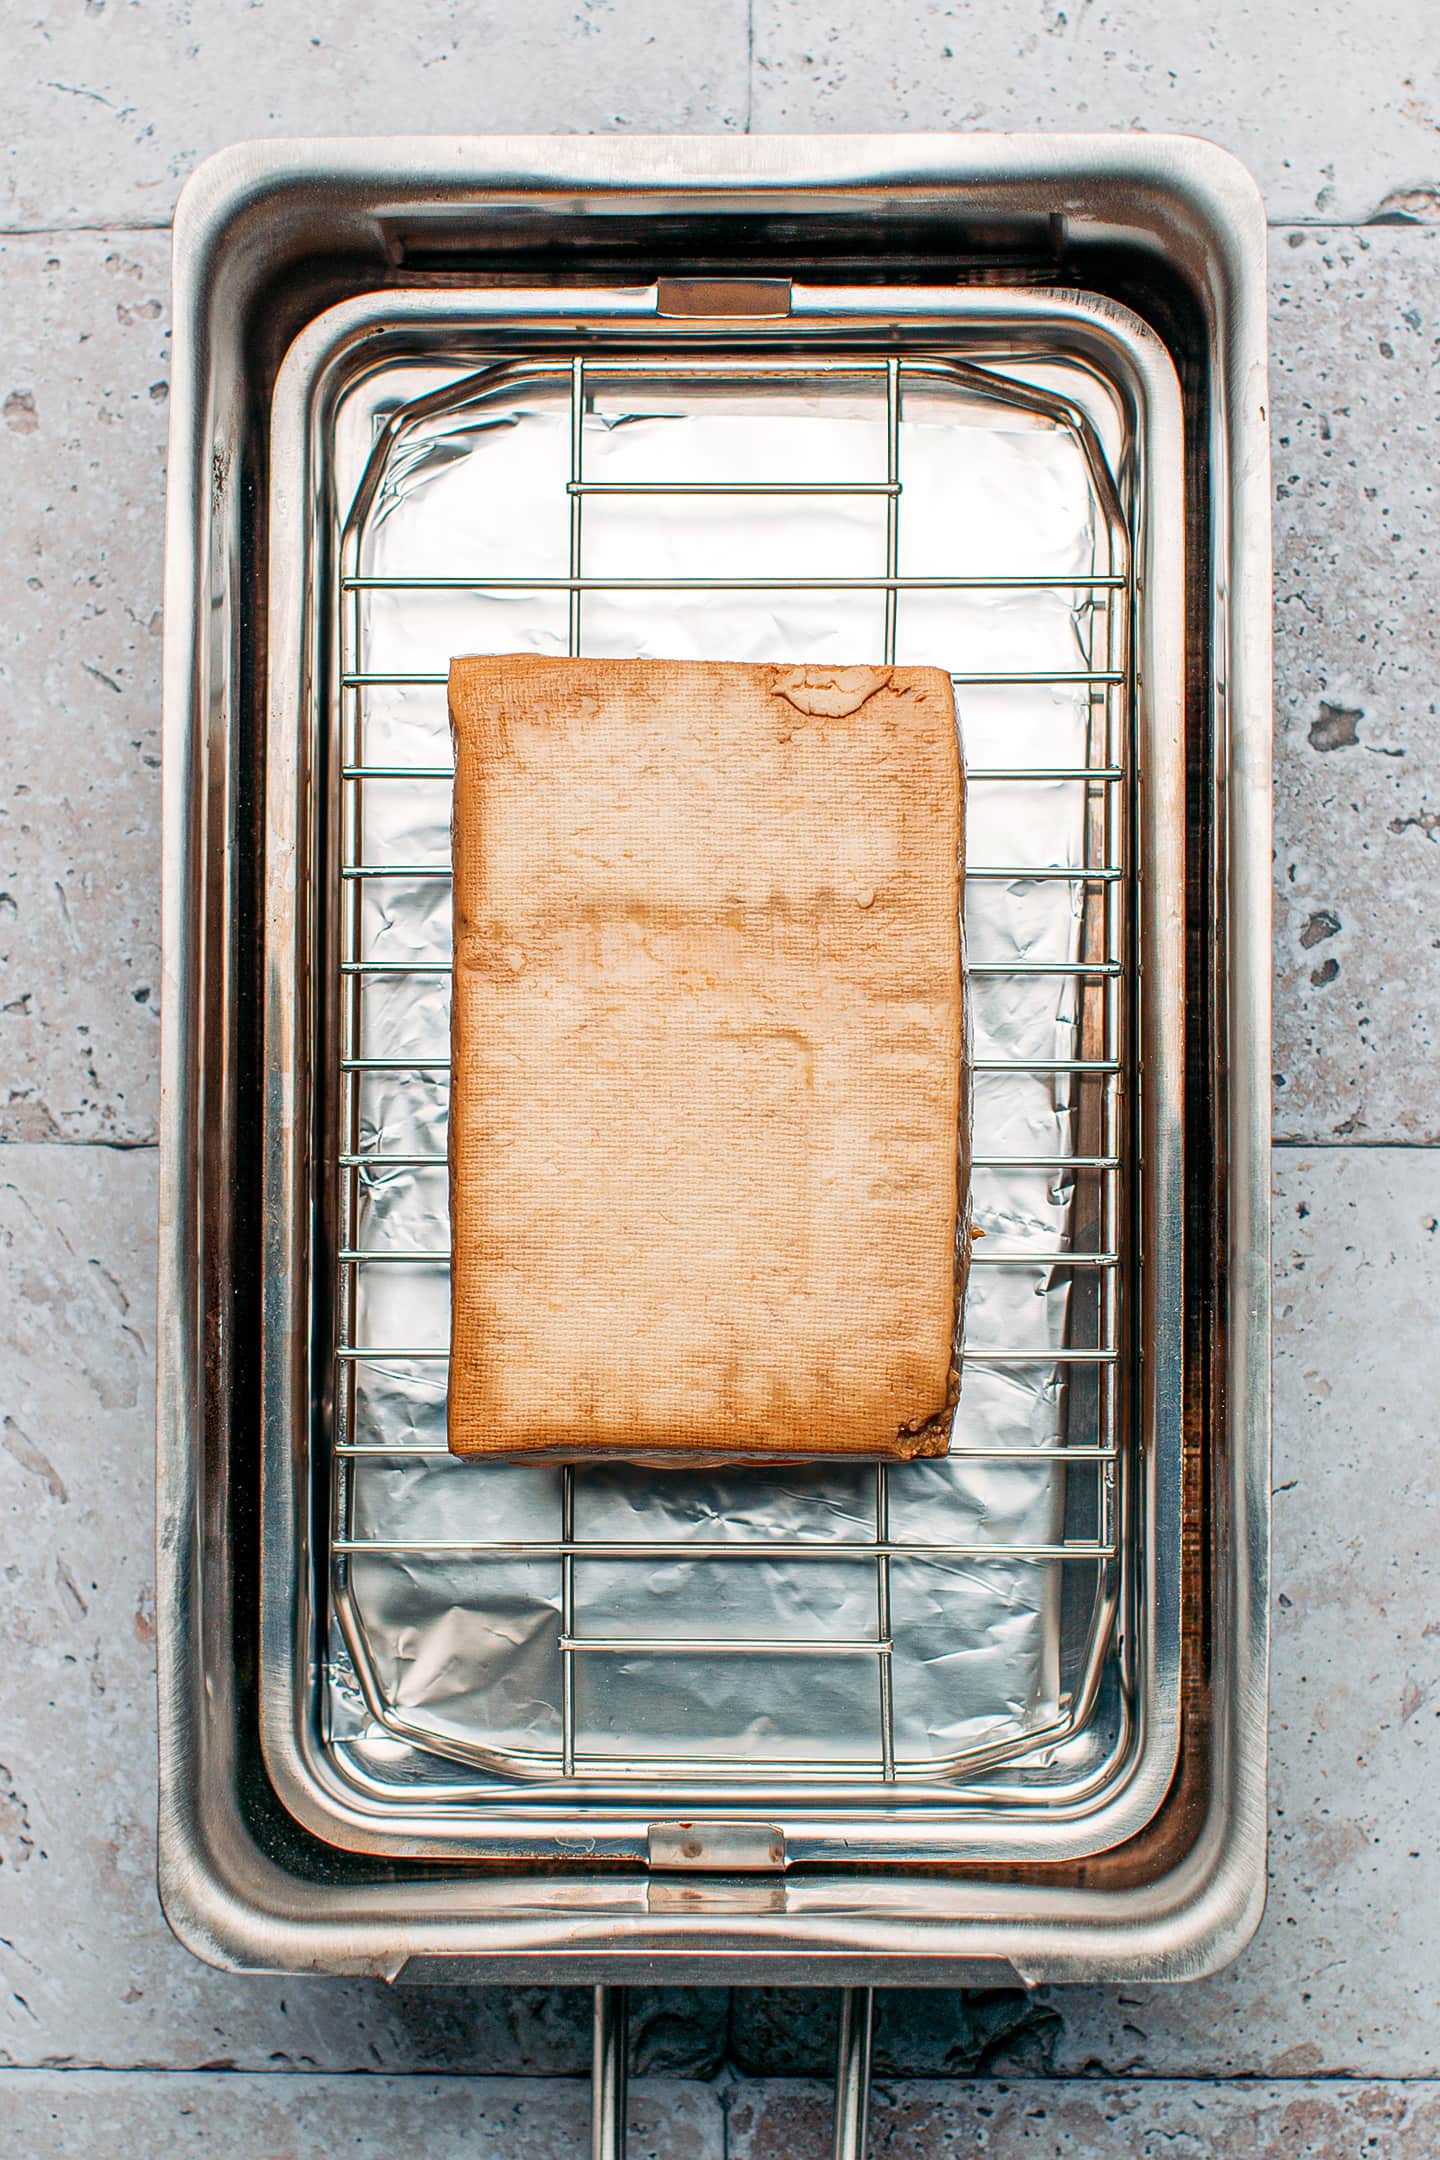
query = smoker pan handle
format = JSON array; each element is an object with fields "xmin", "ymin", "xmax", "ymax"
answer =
[
  {"xmin": 587, "ymin": 1982, "xmax": 874, "ymax": 2160},
  {"xmin": 832, "ymin": 1986, "xmax": 874, "ymax": 2160},
  {"xmin": 591, "ymin": 1984, "xmax": 630, "ymax": 2160}
]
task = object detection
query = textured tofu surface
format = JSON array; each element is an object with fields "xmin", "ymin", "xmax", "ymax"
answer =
[{"xmin": 447, "ymin": 654, "xmax": 965, "ymax": 1461}]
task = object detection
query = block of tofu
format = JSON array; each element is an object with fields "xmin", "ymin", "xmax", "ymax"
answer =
[{"xmin": 447, "ymin": 654, "xmax": 966, "ymax": 1462}]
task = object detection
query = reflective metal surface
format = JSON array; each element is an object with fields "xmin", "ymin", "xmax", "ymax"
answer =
[
  {"xmin": 318, "ymin": 348, "xmax": 1131, "ymax": 1798},
  {"xmin": 832, "ymin": 1987, "xmax": 875, "ymax": 2160},
  {"xmin": 158, "ymin": 133, "xmax": 1271, "ymax": 1984},
  {"xmin": 591, "ymin": 1986, "xmax": 629, "ymax": 2160},
  {"xmin": 264, "ymin": 294, "xmax": 1181, "ymax": 1860}
]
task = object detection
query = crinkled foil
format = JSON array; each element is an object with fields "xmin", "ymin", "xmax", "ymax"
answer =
[{"xmin": 327, "ymin": 361, "xmax": 1113, "ymax": 1786}]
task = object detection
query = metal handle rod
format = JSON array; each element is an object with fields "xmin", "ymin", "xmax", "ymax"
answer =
[
  {"xmin": 832, "ymin": 1987, "xmax": 874, "ymax": 2160},
  {"xmin": 591, "ymin": 1984, "xmax": 629, "ymax": 2160}
]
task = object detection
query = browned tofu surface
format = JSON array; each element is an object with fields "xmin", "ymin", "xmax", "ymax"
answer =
[{"xmin": 447, "ymin": 655, "xmax": 965, "ymax": 1462}]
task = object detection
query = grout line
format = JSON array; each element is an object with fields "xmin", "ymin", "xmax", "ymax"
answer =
[
  {"xmin": 86, "ymin": 1135, "xmax": 158, "ymax": 1151},
  {"xmin": 0, "ymin": 1136, "xmax": 159, "ymax": 1151},
  {"xmin": 1272, "ymin": 1136, "xmax": 1440, "ymax": 1151},
  {"xmin": 0, "ymin": 221, "xmax": 170, "ymax": 237},
  {"xmin": 3, "ymin": 2064, "xmax": 1440, "ymax": 2087},
  {"xmin": 1274, "ymin": 213, "xmax": 1440, "ymax": 229}
]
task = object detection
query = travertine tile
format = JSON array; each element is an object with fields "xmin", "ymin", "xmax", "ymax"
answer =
[
  {"xmin": 1045, "ymin": 1148, "xmax": 1440, "ymax": 2073},
  {"xmin": 728, "ymin": 2076, "xmax": 1440, "ymax": 2158},
  {"xmin": 8, "ymin": 217, "xmax": 1435, "ymax": 1144},
  {"xmin": 0, "ymin": 1143, "xmax": 725, "ymax": 2075},
  {"xmin": 750, "ymin": 0, "xmax": 1440, "ymax": 224},
  {"xmin": 4, "ymin": 1146, "xmax": 1435, "ymax": 2077},
  {"xmin": 0, "ymin": 234, "xmax": 169, "ymax": 1144},
  {"xmin": 720, "ymin": 1151, "xmax": 1440, "ymax": 2079},
  {"xmin": 0, "ymin": 2070, "xmax": 723, "ymax": 2158},
  {"xmin": 10, "ymin": 2070, "xmax": 1440, "ymax": 2158},
  {"xmin": 1270, "ymin": 227, "xmax": 1440, "ymax": 1142},
  {"xmin": 1, "ymin": 1, "xmax": 749, "ymax": 231}
]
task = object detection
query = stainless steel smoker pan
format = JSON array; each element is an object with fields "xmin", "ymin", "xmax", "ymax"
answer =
[
  {"xmin": 158, "ymin": 134, "xmax": 1271, "ymax": 1994},
  {"xmin": 266, "ymin": 290, "xmax": 1180, "ymax": 1864}
]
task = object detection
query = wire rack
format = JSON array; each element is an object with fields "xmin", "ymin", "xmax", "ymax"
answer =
[{"xmin": 324, "ymin": 350, "xmax": 1132, "ymax": 1789}]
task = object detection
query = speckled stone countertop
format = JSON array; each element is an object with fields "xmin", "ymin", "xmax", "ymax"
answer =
[{"xmin": 2, "ymin": 6, "xmax": 1437, "ymax": 2153}]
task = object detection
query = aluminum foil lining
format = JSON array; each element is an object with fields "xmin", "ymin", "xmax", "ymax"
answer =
[{"xmin": 327, "ymin": 360, "xmax": 1114, "ymax": 1785}]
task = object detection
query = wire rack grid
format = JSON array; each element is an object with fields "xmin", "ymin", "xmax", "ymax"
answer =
[{"xmin": 324, "ymin": 348, "xmax": 1133, "ymax": 1789}]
